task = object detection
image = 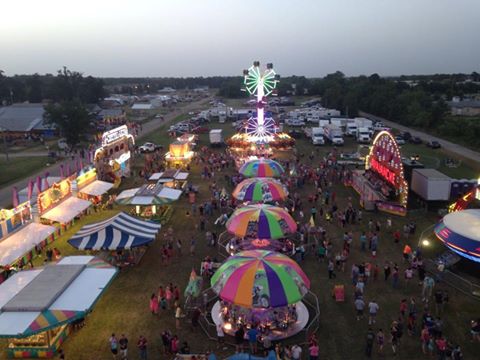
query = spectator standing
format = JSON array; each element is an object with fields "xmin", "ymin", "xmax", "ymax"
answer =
[
  {"xmin": 365, "ymin": 328, "xmax": 375, "ymax": 357},
  {"xmin": 137, "ymin": 335, "xmax": 147, "ymax": 360},
  {"xmin": 368, "ymin": 300, "xmax": 379, "ymax": 325},
  {"xmin": 109, "ymin": 334, "xmax": 118, "ymax": 359},
  {"xmin": 119, "ymin": 334, "xmax": 128, "ymax": 360}
]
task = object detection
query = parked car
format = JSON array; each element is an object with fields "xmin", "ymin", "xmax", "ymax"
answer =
[
  {"xmin": 409, "ymin": 136, "xmax": 422, "ymax": 144},
  {"xmin": 139, "ymin": 142, "xmax": 162, "ymax": 153},
  {"xmin": 288, "ymin": 129, "xmax": 304, "ymax": 138},
  {"xmin": 191, "ymin": 126, "xmax": 209, "ymax": 134},
  {"xmin": 426, "ymin": 140, "xmax": 441, "ymax": 149},
  {"xmin": 401, "ymin": 131, "xmax": 412, "ymax": 141},
  {"xmin": 395, "ymin": 136, "xmax": 406, "ymax": 145}
]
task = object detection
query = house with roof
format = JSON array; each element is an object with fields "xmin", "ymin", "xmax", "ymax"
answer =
[
  {"xmin": 0, "ymin": 103, "xmax": 55, "ymax": 139},
  {"xmin": 448, "ymin": 97, "xmax": 480, "ymax": 116}
]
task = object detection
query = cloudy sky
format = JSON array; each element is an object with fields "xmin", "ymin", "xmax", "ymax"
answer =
[{"xmin": 1, "ymin": 0, "xmax": 479, "ymax": 77}]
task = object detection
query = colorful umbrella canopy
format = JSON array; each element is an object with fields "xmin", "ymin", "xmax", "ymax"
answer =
[
  {"xmin": 232, "ymin": 178, "xmax": 288, "ymax": 202},
  {"xmin": 211, "ymin": 250, "xmax": 310, "ymax": 308},
  {"xmin": 239, "ymin": 159, "xmax": 285, "ymax": 178},
  {"xmin": 226, "ymin": 204, "xmax": 297, "ymax": 239}
]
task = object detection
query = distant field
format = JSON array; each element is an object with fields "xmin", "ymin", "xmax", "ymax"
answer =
[{"xmin": 0, "ymin": 157, "xmax": 50, "ymax": 187}]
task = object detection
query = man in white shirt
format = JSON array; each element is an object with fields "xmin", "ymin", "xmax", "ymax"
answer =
[
  {"xmin": 291, "ymin": 344, "xmax": 302, "ymax": 360},
  {"xmin": 368, "ymin": 300, "xmax": 379, "ymax": 325}
]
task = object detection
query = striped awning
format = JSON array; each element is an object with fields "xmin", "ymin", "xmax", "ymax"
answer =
[
  {"xmin": 67, "ymin": 212, "xmax": 161, "ymax": 250},
  {"xmin": 26, "ymin": 310, "xmax": 82, "ymax": 336}
]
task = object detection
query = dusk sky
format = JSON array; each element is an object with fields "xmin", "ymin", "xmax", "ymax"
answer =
[{"xmin": 1, "ymin": 0, "xmax": 479, "ymax": 77}]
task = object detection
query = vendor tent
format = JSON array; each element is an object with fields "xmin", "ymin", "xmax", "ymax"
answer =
[
  {"xmin": 41, "ymin": 197, "xmax": 92, "ymax": 224},
  {"xmin": 68, "ymin": 212, "xmax": 161, "ymax": 250},
  {"xmin": 116, "ymin": 184, "xmax": 182, "ymax": 205},
  {"xmin": 78, "ymin": 180, "xmax": 114, "ymax": 197},
  {"xmin": 0, "ymin": 223, "xmax": 56, "ymax": 266},
  {"xmin": 0, "ymin": 256, "xmax": 117, "ymax": 337}
]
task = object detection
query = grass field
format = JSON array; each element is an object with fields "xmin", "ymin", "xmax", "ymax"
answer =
[
  {"xmin": 0, "ymin": 156, "xmax": 51, "ymax": 187},
  {"xmin": 1, "ymin": 115, "xmax": 480, "ymax": 359},
  {"xmin": 1, "ymin": 120, "xmax": 479, "ymax": 360}
]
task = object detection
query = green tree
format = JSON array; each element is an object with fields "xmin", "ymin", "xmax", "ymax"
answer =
[{"xmin": 43, "ymin": 100, "xmax": 91, "ymax": 148}]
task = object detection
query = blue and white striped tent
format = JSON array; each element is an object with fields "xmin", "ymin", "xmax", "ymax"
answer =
[{"xmin": 68, "ymin": 212, "xmax": 161, "ymax": 250}]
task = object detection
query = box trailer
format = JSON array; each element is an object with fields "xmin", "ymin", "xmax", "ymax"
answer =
[
  {"xmin": 411, "ymin": 168, "xmax": 451, "ymax": 201},
  {"xmin": 209, "ymin": 129, "xmax": 223, "ymax": 146}
]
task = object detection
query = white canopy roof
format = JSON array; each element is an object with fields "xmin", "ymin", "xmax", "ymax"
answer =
[
  {"xmin": 0, "ymin": 256, "xmax": 117, "ymax": 337},
  {"xmin": 149, "ymin": 171, "xmax": 189, "ymax": 181},
  {"xmin": 116, "ymin": 187, "xmax": 140, "ymax": 201},
  {"xmin": 158, "ymin": 187, "xmax": 182, "ymax": 200},
  {"xmin": 79, "ymin": 180, "xmax": 114, "ymax": 197},
  {"xmin": 0, "ymin": 223, "xmax": 56, "ymax": 266},
  {"xmin": 41, "ymin": 197, "xmax": 92, "ymax": 224}
]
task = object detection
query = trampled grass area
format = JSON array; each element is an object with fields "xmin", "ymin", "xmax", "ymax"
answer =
[
  {"xmin": 0, "ymin": 156, "xmax": 51, "ymax": 187},
  {"xmin": 1, "ymin": 120, "xmax": 480, "ymax": 360}
]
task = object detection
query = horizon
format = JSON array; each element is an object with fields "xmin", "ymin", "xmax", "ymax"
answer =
[{"xmin": 1, "ymin": 0, "xmax": 479, "ymax": 77}]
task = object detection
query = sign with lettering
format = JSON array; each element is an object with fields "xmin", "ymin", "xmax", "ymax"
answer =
[{"xmin": 101, "ymin": 125, "xmax": 129, "ymax": 147}]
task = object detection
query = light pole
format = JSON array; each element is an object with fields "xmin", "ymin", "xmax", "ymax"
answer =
[
  {"xmin": 417, "ymin": 223, "xmax": 436, "ymax": 248},
  {"xmin": 1, "ymin": 128, "xmax": 8, "ymax": 161}
]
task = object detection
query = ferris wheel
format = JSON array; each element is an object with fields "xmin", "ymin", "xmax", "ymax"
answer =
[{"xmin": 243, "ymin": 61, "xmax": 279, "ymax": 98}]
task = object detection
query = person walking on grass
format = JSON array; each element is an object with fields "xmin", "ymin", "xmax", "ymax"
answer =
[
  {"xmin": 175, "ymin": 304, "xmax": 183, "ymax": 329},
  {"xmin": 109, "ymin": 333, "xmax": 118, "ymax": 359},
  {"xmin": 376, "ymin": 329, "xmax": 384, "ymax": 355},
  {"xmin": 368, "ymin": 300, "xmax": 379, "ymax": 325},
  {"xmin": 119, "ymin": 334, "xmax": 128, "ymax": 360},
  {"xmin": 149, "ymin": 293, "xmax": 158, "ymax": 315},
  {"xmin": 365, "ymin": 328, "xmax": 375, "ymax": 357},
  {"xmin": 137, "ymin": 335, "xmax": 147, "ymax": 360},
  {"xmin": 354, "ymin": 296, "xmax": 365, "ymax": 320}
]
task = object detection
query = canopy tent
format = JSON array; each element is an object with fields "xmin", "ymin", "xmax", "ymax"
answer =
[
  {"xmin": 149, "ymin": 169, "xmax": 189, "ymax": 182},
  {"xmin": 41, "ymin": 197, "xmax": 92, "ymax": 224},
  {"xmin": 0, "ymin": 256, "xmax": 117, "ymax": 338},
  {"xmin": 67, "ymin": 212, "xmax": 161, "ymax": 250},
  {"xmin": 0, "ymin": 223, "xmax": 56, "ymax": 266},
  {"xmin": 78, "ymin": 180, "xmax": 114, "ymax": 197},
  {"xmin": 116, "ymin": 184, "xmax": 182, "ymax": 205}
]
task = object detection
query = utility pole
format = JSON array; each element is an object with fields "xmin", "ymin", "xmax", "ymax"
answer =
[{"xmin": 2, "ymin": 129, "xmax": 9, "ymax": 161}]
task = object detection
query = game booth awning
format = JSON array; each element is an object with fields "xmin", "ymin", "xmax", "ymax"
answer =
[
  {"xmin": 40, "ymin": 197, "xmax": 92, "ymax": 224},
  {"xmin": 0, "ymin": 223, "xmax": 56, "ymax": 267},
  {"xmin": 68, "ymin": 212, "xmax": 161, "ymax": 250},
  {"xmin": 0, "ymin": 256, "xmax": 117, "ymax": 358},
  {"xmin": 78, "ymin": 180, "xmax": 114, "ymax": 197}
]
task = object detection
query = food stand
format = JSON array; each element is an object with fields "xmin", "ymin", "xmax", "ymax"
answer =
[
  {"xmin": 0, "ymin": 203, "xmax": 56, "ymax": 283},
  {"xmin": 116, "ymin": 184, "xmax": 182, "ymax": 224},
  {"xmin": 38, "ymin": 178, "xmax": 91, "ymax": 229},
  {"xmin": 0, "ymin": 256, "xmax": 117, "ymax": 358},
  {"xmin": 349, "ymin": 131, "xmax": 408, "ymax": 216},
  {"xmin": 74, "ymin": 166, "xmax": 113, "ymax": 204},
  {"xmin": 94, "ymin": 125, "xmax": 135, "ymax": 185},
  {"xmin": 165, "ymin": 141, "xmax": 194, "ymax": 167}
]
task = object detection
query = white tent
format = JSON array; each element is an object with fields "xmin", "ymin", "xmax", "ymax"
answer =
[
  {"xmin": 41, "ymin": 197, "xmax": 91, "ymax": 224},
  {"xmin": 0, "ymin": 223, "xmax": 56, "ymax": 266}
]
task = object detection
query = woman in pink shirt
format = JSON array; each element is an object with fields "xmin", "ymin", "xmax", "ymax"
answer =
[
  {"xmin": 166, "ymin": 286, "xmax": 173, "ymax": 308},
  {"xmin": 149, "ymin": 294, "xmax": 159, "ymax": 315},
  {"xmin": 309, "ymin": 341, "xmax": 319, "ymax": 360}
]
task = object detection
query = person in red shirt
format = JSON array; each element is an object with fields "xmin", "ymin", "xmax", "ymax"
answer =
[
  {"xmin": 435, "ymin": 336, "xmax": 447, "ymax": 358},
  {"xmin": 393, "ymin": 230, "xmax": 401, "ymax": 243}
]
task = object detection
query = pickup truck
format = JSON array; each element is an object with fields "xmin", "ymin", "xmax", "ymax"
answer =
[{"xmin": 139, "ymin": 142, "xmax": 162, "ymax": 153}]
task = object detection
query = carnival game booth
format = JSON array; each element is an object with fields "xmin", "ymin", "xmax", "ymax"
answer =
[
  {"xmin": 67, "ymin": 212, "xmax": 161, "ymax": 266},
  {"xmin": 210, "ymin": 250, "xmax": 310, "ymax": 341},
  {"xmin": 94, "ymin": 125, "xmax": 135, "ymax": 186},
  {"xmin": 350, "ymin": 131, "xmax": 408, "ymax": 216},
  {"xmin": 74, "ymin": 166, "xmax": 114, "ymax": 205},
  {"xmin": 0, "ymin": 203, "xmax": 56, "ymax": 283},
  {"xmin": 148, "ymin": 169, "xmax": 190, "ymax": 192},
  {"xmin": 434, "ymin": 209, "xmax": 480, "ymax": 263},
  {"xmin": 165, "ymin": 140, "xmax": 194, "ymax": 167},
  {"xmin": 116, "ymin": 184, "xmax": 182, "ymax": 224},
  {"xmin": 38, "ymin": 178, "xmax": 91, "ymax": 229},
  {"xmin": 0, "ymin": 256, "xmax": 117, "ymax": 358}
]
